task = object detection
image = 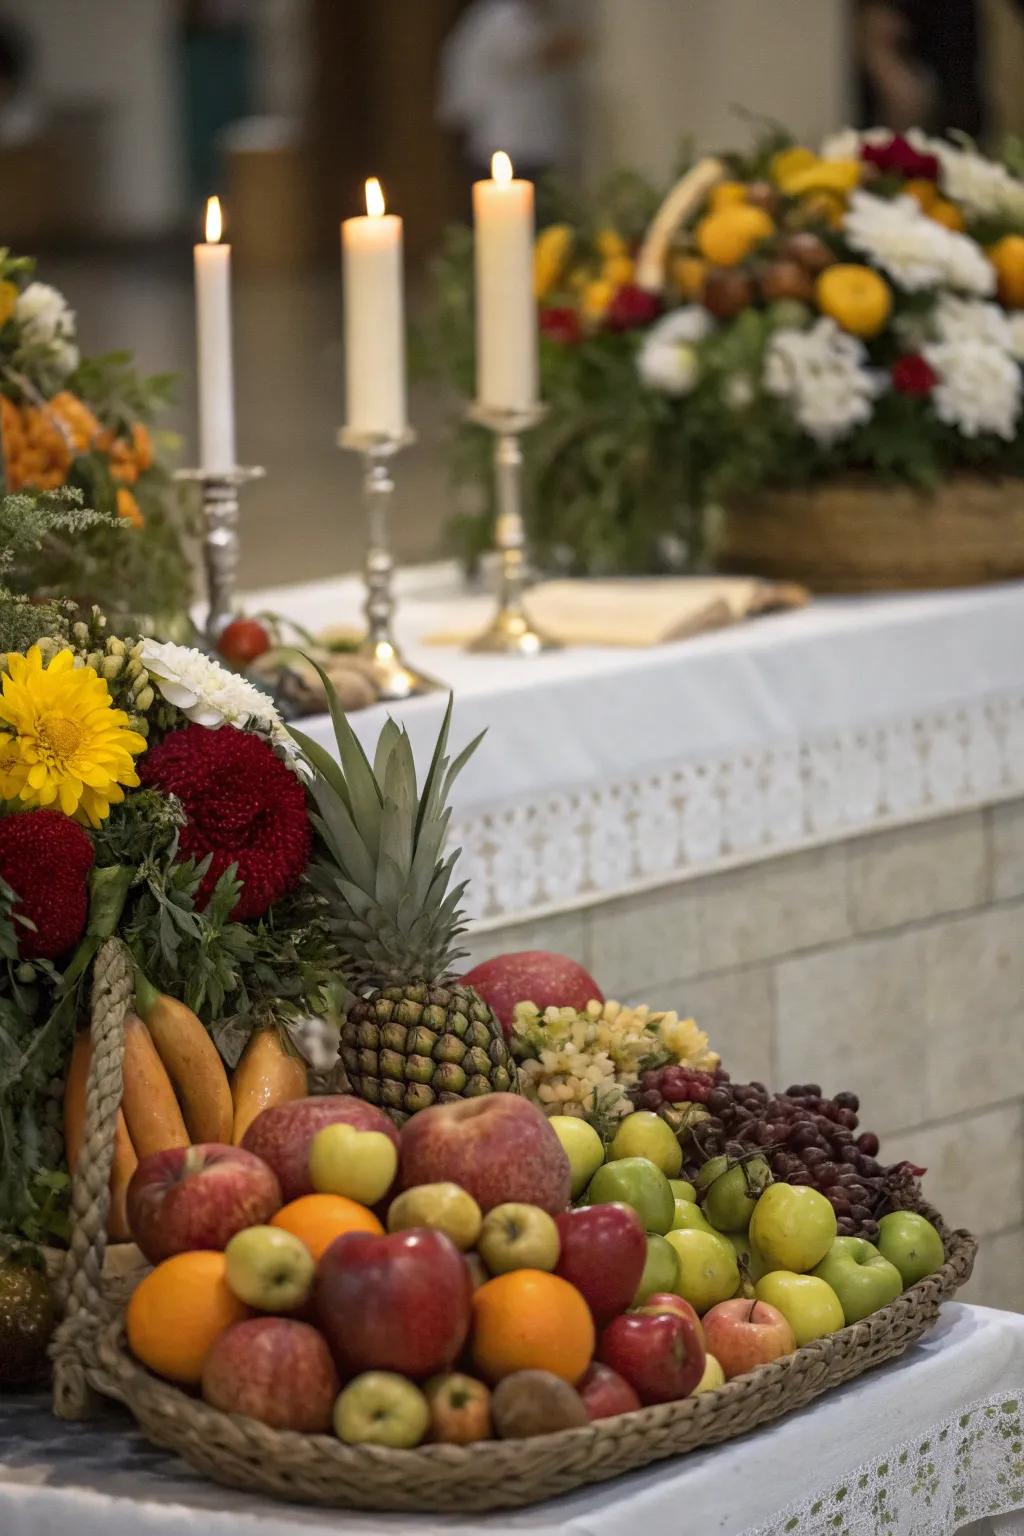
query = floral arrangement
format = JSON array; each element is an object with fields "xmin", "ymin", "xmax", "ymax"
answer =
[
  {"xmin": 511, "ymin": 999, "xmax": 718, "ymax": 1128},
  {"xmin": 0, "ymin": 249, "xmax": 191, "ymax": 622},
  {"xmin": 0, "ymin": 500, "xmax": 338, "ymax": 1243},
  {"xmin": 428, "ymin": 131, "xmax": 1024, "ymax": 574}
]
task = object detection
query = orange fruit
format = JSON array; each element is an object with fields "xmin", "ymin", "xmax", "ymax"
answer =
[
  {"xmin": 989, "ymin": 234, "xmax": 1024, "ymax": 308},
  {"xmin": 271, "ymin": 1193, "xmax": 383, "ymax": 1261},
  {"xmin": 126, "ymin": 1251, "xmax": 247, "ymax": 1385},
  {"xmin": 816, "ymin": 263, "xmax": 892, "ymax": 337},
  {"xmin": 471, "ymin": 1269, "xmax": 595, "ymax": 1385},
  {"xmin": 696, "ymin": 204, "xmax": 774, "ymax": 267}
]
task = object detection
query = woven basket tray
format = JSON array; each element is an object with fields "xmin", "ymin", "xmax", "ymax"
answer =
[
  {"xmin": 712, "ymin": 474, "xmax": 1024, "ymax": 593},
  {"xmin": 50, "ymin": 938, "xmax": 977, "ymax": 1513}
]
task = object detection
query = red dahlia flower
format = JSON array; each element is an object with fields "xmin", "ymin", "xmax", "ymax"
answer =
[
  {"xmin": 139, "ymin": 725, "xmax": 311, "ymax": 921},
  {"xmin": 539, "ymin": 306, "xmax": 583, "ymax": 345},
  {"xmin": 0, "ymin": 809, "xmax": 94, "ymax": 959},
  {"xmin": 605, "ymin": 283, "xmax": 662, "ymax": 332},
  {"xmin": 891, "ymin": 354, "xmax": 938, "ymax": 396},
  {"xmin": 861, "ymin": 135, "xmax": 940, "ymax": 182}
]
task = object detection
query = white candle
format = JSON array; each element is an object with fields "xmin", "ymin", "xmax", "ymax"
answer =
[
  {"xmin": 193, "ymin": 196, "xmax": 236, "ymax": 473},
  {"xmin": 342, "ymin": 178, "xmax": 407, "ymax": 436},
  {"xmin": 473, "ymin": 151, "xmax": 538, "ymax": 412}
]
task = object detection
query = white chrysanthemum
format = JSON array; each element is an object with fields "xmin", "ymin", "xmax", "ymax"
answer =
[
  {"xmin": 932, "ymin": 294, "xmax": 1011, "ymax": 350},
  {"xmin": 15, "ymin": 282, "xmax": 76, "ymax": 346},
  {"xmin": 637, "ymin": 307, "xmax": 711, "ymax": 396},
  {"xmin": 923, "ymin": 338, "xmax": 1022, "ymax": 440},
  {"xmin": 1006, "ymin": 313, "xmax": 1024, "ymax": 362},
  {"xmin": 843, "ymin": 192, "xmax": 994, "ymax": 295},
  {"xmin": 764, "ymin": 318, "xmax": 882, "ymax": 445},
  {"xmin": 725, "ymin": 374, "xmax": 755, "ymax": 410},
  {"xmin": 928, "ymin": 139, "xmax": 1024, "ymax": 223},
  {"xmin": 819, "ymin": 126, "xmax": 891, "ymax": 161},
  {"xmin": 141, "ymin": 638, "xmax": 285, "ymax": 735}
]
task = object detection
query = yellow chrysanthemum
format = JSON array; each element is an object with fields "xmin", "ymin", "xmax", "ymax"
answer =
[
  {"xmin": 0, "ymin": 646, "xmax": 147, "ymax": 825},
  {"xmin": 534, "ymin": 223, "xmax": 574, "ymax": 298}
]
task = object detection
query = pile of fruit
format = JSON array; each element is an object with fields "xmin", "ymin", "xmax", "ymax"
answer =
[{"xmin": 119, "ymin": 1081, "xmax": 947, "ymax": 1449}]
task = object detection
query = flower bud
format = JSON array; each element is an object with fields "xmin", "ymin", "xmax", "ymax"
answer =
[
  {"xmin": 101, "ymin": 654, "xmax": 123, "ymax": 681},
  {"xmin": 133, "ymin": 685, "xmax": 154, "ymax": 712}
]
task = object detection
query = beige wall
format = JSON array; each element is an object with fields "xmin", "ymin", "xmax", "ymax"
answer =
[{"xmin": 584, "ymin": 0, "xmax": 850, "ymax": 184}]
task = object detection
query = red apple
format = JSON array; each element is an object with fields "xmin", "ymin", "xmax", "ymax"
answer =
[
  {"xmin": 399, "ymin": 1096, "xmax": 571, "ymax": 1216},
  {"xmin": 461, "ymin": 951, "xmax": 603, "ymax": 1037},
  {"xmin": 127, "ymin": 1143, "xmax": 281, "ymax": 1264},
  {"xmin": 636, "ymin": 1291, "xmax": 706, "ymax": 1339},
  {"xmin": 555, "ymin": 1204, "xmax": 646, "ymax": 1322},
  {"xmin": 701, "ymin": 1298, "xmax": 796, "ymax": 1380},
  {"xmin": 241, "ymin": 1095, "xmax": 399, "ymax": 1202},
  {"xmin": 599, "ymin": 1310, "xmax": 706, "ymax": 1404},
  {"xmin": 317, "ymin": 1227, "xmax": 472, "ymax": 1378},
  {"xmin": 578, "ymin": 1361, "xmax": 642, "ymax": 1420},
  {"xmin": 201, "ymin": 1317, "xmax": 339, "ymax": 1432}
]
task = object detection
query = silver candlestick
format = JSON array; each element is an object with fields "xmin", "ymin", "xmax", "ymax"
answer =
[
  {"xmin": 176, "ymin": 465, "xmax": 265, "ymax": 643},
  {"xmin": 466, "ymin": 403, "xmax": 558, "ymax": 655},
  {"xmin": 338, "ymin": 427, "xmax": 441, "ymax": 701}
]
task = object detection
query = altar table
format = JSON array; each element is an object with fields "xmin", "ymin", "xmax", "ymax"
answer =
[
  {"xmin": 249, "ymin": 566, "xmax": 1024, "ymax": 1316},
  {"xmin": 1, "ymin": 1305, "xmax": 1022, "ymax": 1535}
]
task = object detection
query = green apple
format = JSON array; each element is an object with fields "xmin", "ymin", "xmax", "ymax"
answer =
[
  {"xmin": 697, "ymin": 1154, "xmax": 772, "ymax": 1234},
  {"xmin": 224, "ymin": 1224, "xmax": 315, "ymax": 1311},
  {"xmin": 671, "ymin": 1198, "xmax": 719, "ymax": 1237},
  {"xmin": 812, "ymin": 1237, "xmax": 903, "ymax": 1324},
  {"xmin": 477, "ymin": 1202, "xmax": 561, "ymax": 1274},
  {"xmin": 693, "ymin": 1352, "xmax": 726, "ymax": 1394},
  {"xmin": 586, "ymin": 1157, "xmax": 675, "ymax": 1235},
  {"xmin": 633, "ymin": 1232, "xmax": 681, "ymax": 1304},
  {"xmin": 309, "ymin": 1123, "xmax": 398, "ymax": 1206},
  {"xmin": 669, "ymin": 1178, "xmax": 697, "ymax": 1203},
  {"xmin": 608, "ymin": 1112, "xmax": 683, "ymax": 1178},
  {"xmin": 387, "ymin": 1182, "xmax": 482, "ymax": 1251},
  {"xmin": 665, "ymin": 1227, "xmax": 740, "ymax": 1313},
  {"xmin": 333, "ymin": 1372, "xmax": 430, "ymax": 1448},
  {"xmin": 877, "ymin": 1211, "xmax": 945, "ymax": 1287},
  {"xmin": 755, "ymin": 1271, "xmax": 845, "ymax": 1346},
  {"xmin": 548, "ymin": 1115, "xmax": 605, "ymax": 1198},
  {"xmin": 749, "ymin": 1183, "xmax": 837, "ymax": 1273}
]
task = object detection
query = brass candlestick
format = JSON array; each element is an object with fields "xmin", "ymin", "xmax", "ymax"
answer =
[
  {"xmin": 466, "ymin": 403, "xmax": 557, "ymax": 655},
  {"xmin": 176, "ymin": 464, "xmax": 265, "ymax": 643},
  {"xmin": 338, "ymin": 427, "xmax": 441, "ymax": 701}
]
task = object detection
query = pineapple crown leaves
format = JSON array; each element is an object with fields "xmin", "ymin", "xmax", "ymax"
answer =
[{"xmin": 289, "ymin": 662, "xmax": 484, "ymax": 985}]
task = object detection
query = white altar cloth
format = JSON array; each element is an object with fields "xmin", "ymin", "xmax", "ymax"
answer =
[
  {"xmin": 248, "ymin": 566, "xmax": 1024, "ymax": 927},
  {"xmin": 1, "ymin": 1305, "xmax": 1022, "ymax": 1535}
]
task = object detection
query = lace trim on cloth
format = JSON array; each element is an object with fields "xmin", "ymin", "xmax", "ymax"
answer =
[
  {"xmin": 749, "ymin": 1393, "xmax": 1024, "ymax": 1536},
  {"xmin": 455, "ymin": 689, "xmax": 1024, "ymax": 927}
]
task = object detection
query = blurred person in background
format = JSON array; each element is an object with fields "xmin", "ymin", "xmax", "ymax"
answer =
[
  {"xmin": 438, "ymin": 0, "xmax": 585, "ymax": 197},
  {"xmin": 0, "ymin": 18, "xmax": 42, "ymax": 146},
  {"xmin": 179, "ymin": 0, "xmax": 254, "ymax": 205},
  {"xmin": 855, "ymin": 0, "xmax": 1024, "ymax": 140}
]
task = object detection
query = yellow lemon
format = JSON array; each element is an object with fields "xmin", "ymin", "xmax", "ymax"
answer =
[
  {"xmin": 770, "ymin": 146, "xmax": 817, "ymax": 185},
  {"xmin": 779, "ymin": 159, "xmax": 860, "ymax": 198},
  {"xmin": 816, "ymin": 263, "xmax": 893, "ymax": 337},
  {"xmin": 696, "ymin": 204, "xmax": 775, "ymax": 267}
]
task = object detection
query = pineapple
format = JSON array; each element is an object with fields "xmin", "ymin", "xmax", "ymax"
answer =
[{"xmin": 295, "ymin": 687, "xmax": 518, "ymax": 1124}]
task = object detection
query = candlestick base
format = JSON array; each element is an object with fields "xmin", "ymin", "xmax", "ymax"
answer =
[
  {"xmin": 338, "ymin": 426, "xmax": 444, "ymax": 702},
  {"xmin": 176, "ymin": 464, "xmax": 265, "ymax": 643},
  {"xmin": 464, "ymin": 403, "xmax": 559, "ymax": 656}
]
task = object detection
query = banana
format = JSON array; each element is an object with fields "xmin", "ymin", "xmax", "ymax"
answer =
[
  {"xmin": 231, "ymin": 1026, "xmax": 308, "ymax": 1145},
  {"xmin": 121, "ymin": 1012, "xmax": 190, "ymax": 1158},
  {"xmin": 135, "ymin": 976, "xmax": 233, "ymax": 1144}
]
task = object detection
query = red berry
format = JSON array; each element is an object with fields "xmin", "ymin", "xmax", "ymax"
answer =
[{"xmin": 218, "ymin": 617, "xmax": 271, "ymax": 665}]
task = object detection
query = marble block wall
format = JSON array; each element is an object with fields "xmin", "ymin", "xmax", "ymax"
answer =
[{"xmin": 462, "ymin": 802, "xmax": 1024, "ymax": 1314}]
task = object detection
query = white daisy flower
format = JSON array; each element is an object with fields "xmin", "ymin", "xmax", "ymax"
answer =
[
  {"xmin": 637, "ymin": 307, "xmax": 711, "ymax": 396},
  {"xmin": 764, "ymin": 318, "xmax": 883, "ymax": 445},
  {"xmin": 923, "ymin": 338, "xmax": 1022, "ymax": 440},
  {"xmin": 141, "ymin": 638, "xmax": 286, "ymax": 736},
  {"xmin": 843, "ymin": 192, "xmax": 994, "ymax": 296}
]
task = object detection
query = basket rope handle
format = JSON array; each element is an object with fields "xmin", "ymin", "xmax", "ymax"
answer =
[
  {"xmin": 635, "ymin": 156, "xmax": 726, "ymax": 292},
  {"xmin": 51, "ymin": 935, "xmax": 133, "ymax": 1419}
]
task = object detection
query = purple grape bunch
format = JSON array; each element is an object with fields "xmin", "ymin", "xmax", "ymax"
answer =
[{"xmin": 631, "ymin": 1065, "xmax": 918, "ymax": 1242}]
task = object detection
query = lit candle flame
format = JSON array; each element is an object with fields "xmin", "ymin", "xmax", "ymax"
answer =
[
  {"xmin": 205, "ymin": 195, "xmax": 223, "ymax": 243},
  {"xmin": 491, "ymin": 151, "xmax": 513, "ymax": 184},
  {"xmin": 365, "ymin": 177, "xmax": 386, "ymax": 218}
]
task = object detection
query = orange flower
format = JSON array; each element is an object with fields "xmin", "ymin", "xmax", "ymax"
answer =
[{"xmin": 116, "ymin": 487, "xmax": 144, "ymax": 527}]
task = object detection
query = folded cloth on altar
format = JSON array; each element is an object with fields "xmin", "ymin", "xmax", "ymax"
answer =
[{"xmin": 424, "ymin": 575, "xmax": 808, "ymax": 648}]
